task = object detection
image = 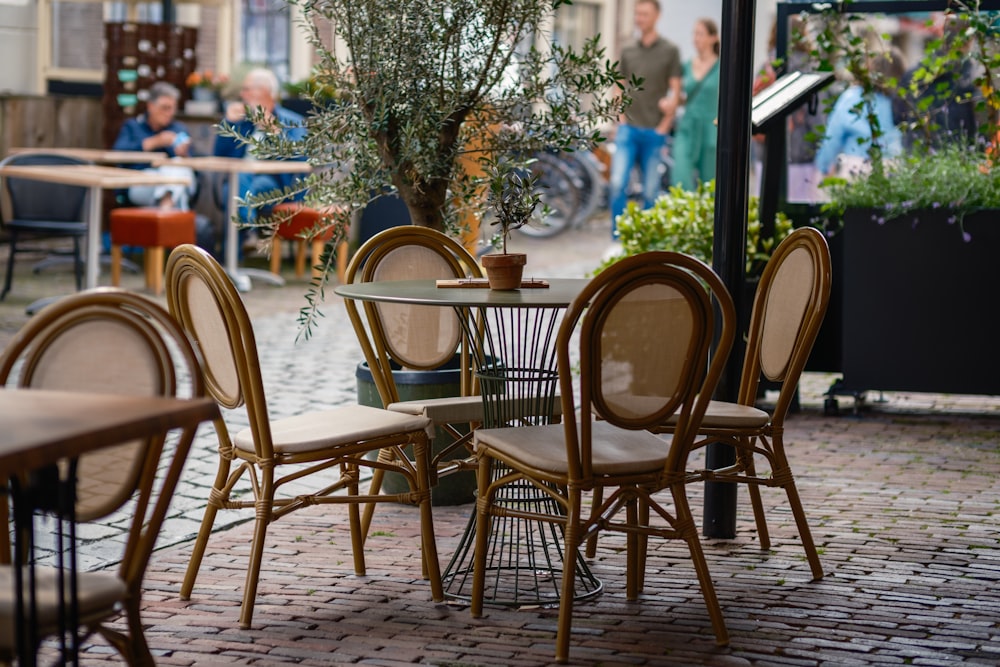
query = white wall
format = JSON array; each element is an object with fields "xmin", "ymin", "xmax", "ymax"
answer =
[
  {"xmin": 644, "ymin": 0, "xmax": 777, "ymax": 72},
  {"xmin": 656, "ymin": 0, "xmax": 723, "ymax": 63},
  {"xmin": 0, "ymin": 2, "xmax": 39, "ymax": 95}
]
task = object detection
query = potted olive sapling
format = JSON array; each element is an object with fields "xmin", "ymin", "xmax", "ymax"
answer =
[{"xmin": 481, "ymin": 157, "xmax": 543, "ymax": 290}]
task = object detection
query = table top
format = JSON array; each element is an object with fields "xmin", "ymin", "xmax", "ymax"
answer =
[
  {"xmin": 335, "ymin": 278, "xmax": 590, "ymax": 308},
  {"xmin": 153, "ymin": 155, "xmax": 312, "ymax": 175},
  {"xmin": 0, "ymin": 163, "xmax": 192, "ymax": 189},
  {"xmin": 8, "ymin": 147, "xmax": 162, "ymax": 164},
  {"xmin": 0, "ymin": 389, "xmax": 219, "ymax": 478}
]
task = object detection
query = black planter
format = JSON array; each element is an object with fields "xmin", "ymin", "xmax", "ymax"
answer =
[
  {"xmin": 355, "ymin": 357, "xmax": 476, "ymax": 506},
  {"xmin": 837, "ymin": 208, "xmax": 1000, "ymax": 396}
]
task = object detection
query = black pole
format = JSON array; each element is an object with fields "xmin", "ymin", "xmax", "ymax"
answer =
[
  {"xmin": 704, "ymin": 0, "xmax": 756, "ymax": 539},
  {"xmin": 162, "ymin": 0, "xmax": 174, "ymax": 24}
]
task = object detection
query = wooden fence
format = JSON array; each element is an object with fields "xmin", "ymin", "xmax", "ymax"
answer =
[{"xmin": 0, "ymin": 95, "xmax": 104, "ymax": 157}]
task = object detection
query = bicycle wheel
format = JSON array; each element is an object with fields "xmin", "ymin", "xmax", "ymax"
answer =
[
  {"xmin": 559, "ymin": 151, "xmax": 605, "ymax": 225},
  {"xmin": 517, "ymin": 153, "xmax": 581, "ymax": 238}
]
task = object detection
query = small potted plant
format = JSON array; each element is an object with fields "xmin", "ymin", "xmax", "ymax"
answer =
[
  {"xmin": 481, "ymin": 156, "xmax": 542, "ymax": 290},
  {"xmin": 185, "ymin": 69, "xmax": 228, "ymax": 101}
]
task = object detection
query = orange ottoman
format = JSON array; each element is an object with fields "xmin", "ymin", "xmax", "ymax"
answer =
[
  {"xmin": 110, "ymin": 208, "xmax": 196, "ymax": 295},
  {"xmin": 270, "ymin": 203, "xmax": 348, "ymax": 283}
]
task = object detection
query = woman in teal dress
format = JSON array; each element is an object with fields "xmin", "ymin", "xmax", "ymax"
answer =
[{"xmin": 670, "ymin": 18, "xmax": 721, "ymax": 191}]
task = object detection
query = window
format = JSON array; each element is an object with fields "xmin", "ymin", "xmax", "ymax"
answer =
[
  {"xmin": 553, "ymin": 1, "xmax": 601, "ymax": 51},
  {"xmin": 242, "ymin": 0, "xmax": 290, "ymax": 82}
]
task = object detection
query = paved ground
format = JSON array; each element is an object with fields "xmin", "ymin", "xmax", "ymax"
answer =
[{"xmin": 3, "ymin": 218, "xmax": 1000, "ymax": 665}]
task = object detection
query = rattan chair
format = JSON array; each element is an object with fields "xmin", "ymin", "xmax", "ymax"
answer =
[
  {"xmin": 164, "ymin": 244, "xmax": 443, "ymax": 629},
  {"xmin": 344, "ymin": 226, "xmax": 485, "ymax": 519},
  {"xmin": 657, "ymin": 226, "xmax": 832, "ymax": 580},
  {"xmin": 0, "ymin": 288, "xmax": 207, "ymax": 665},
  {"xmin": 470, "ymin": 251, "xmax": 736, "ymax": 663}
]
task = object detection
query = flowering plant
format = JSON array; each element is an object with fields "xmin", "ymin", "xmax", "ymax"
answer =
[
  {"xmin": 800, "ymin": 0, "xmax": 1000, "ymax": 238},
  {"xmin": 185, "ymin": 70, "xmax": 228, "ymax": 92}
]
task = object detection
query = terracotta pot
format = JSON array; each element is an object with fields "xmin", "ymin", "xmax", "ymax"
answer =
[{"xmin": 481, "ymin": 252, "xmax": 527, "ymax": 290}]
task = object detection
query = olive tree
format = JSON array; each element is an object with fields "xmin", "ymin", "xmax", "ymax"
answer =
[{"xmin": 240, "ymin": 0, "xmax": 629, "ymax": 329}]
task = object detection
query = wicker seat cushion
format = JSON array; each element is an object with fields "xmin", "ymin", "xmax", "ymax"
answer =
[
  {"xmin": 0, "ymin": 567, "xmax": 127, "ymax": 648},
  {"xmin": 234, "ymin": 404, "xmax": 434, "ymax": 455}
]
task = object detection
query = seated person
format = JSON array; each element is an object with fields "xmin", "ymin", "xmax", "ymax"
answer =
[
  {"xmin": 214, "ymin": 67, "xmax": 307, "ymax": 226},
  {"xmin": 112, "ymin": 81, "xmax": 197, "ymax": 210}
]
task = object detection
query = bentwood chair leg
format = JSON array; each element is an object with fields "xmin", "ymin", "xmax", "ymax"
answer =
[
  {"xmin": 672, "ymin": 485, "xmax": 729, "ymax": 647},
  {"xmin": 346, "ymin": 462, "xmax": 367, "ymax": 576},
  {"xmin": 360, "ymin": 450, "xmax": 392, "ymax": 541},
  {"xmin": 181, "ymin": 429, "xmax": 233, "ymax": 600},
  {"xmin": 240, "ymin": 467, "xmax": 275, "ymax": 629},
  {"xmin": 413, "ymin": 438, "xmax": 443, "ymax": 601},
  {"xmin": 636, "ymin": 498, "xmax": 650, "ymax": 593},
  {"xmin": 782, "ymin": 473, "xmax": 825, "ymax": 581},
  {"xmin": 741, "ymin": 448, "xmax": 771, "ymax": 551},
  {"xmin": 584, "ymin": 484, "xmax": 604, "ymax": 558},
  {"xmin": 124, "ymin": 599, "xmax": 154, "ymax": 667},
  {"xmin": 554, "ymin": 490, "xmax": 583, "ymax": 664},
  {"xmin": 470, "ymin": 456, "xmax": 494, "ymax": 618},
  {"xmin": 625, "ymin": 497, "xmax": 640, "ymax": 600}
]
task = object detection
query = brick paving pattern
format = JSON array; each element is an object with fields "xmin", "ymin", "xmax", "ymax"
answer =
[{"xmin": 2, "ymin": 222, "xmax": 999, "ymax": 665}]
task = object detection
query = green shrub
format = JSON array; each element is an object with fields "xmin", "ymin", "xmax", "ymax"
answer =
[{"xmin": 597, "ymin": 180, "xmax": 793, "ymax": 276}]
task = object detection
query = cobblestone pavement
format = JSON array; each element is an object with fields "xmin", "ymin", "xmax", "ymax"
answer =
[{"xmin": 4, "ymin": 220, "xmax": 1000, "ymax": 665}]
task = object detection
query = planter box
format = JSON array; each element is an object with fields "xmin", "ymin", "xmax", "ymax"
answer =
[
  {"xmin": 838, "ymin": 208, "xmax": 1000, "ymax": 395},
  {"xmin": 355, "ymin": 358, "xmax": 475, "ymax": 506}
]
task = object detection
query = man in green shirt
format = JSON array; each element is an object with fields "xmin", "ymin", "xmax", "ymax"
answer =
[{"xmin": 609, "ymin": 0, "xmax": 682, "ymax": 239}]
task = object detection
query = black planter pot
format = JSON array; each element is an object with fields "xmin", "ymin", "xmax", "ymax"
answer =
[
  {"xmin": 837, "ymin": 208, "xmax": 1000, "ymax": 396},
  {"xmin": 355, "ymin": 357, "xmax": 476, "ymax": 506}
]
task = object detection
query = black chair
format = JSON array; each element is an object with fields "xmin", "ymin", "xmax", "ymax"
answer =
[{"xmin": 0, "ymin": 153, "xmax": 89, "ymax": 300}]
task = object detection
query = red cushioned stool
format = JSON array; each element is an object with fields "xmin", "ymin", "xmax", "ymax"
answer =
[
  {"xmin": 270, "ymin": 203, "xmax": 348, "ymax": 283},
  {"xmin": 110, "ymin": 208, "xmax": 196, "ymax": 295}
]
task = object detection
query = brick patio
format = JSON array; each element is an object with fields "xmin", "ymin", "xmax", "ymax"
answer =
[{"xmin": 3, "ymin": 224, "xmax": 999, "ymax": 666}]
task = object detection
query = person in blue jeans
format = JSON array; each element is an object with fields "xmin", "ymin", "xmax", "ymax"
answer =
[
  {"xmin": 214, "ymin": 67, "xmax": 307, "ymax": 243},
  {"xmin": 608, "ymin": 0, "xmax": 682, "ymax": 240}
]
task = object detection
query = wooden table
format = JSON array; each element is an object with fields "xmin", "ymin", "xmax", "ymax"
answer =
[
  {"xmin": 153, "ymin": 155, "xmax": 312, "ymax": 291},
  {"xmin": 8, "ymin": 147, "xmax": 165, "ymax": 165},
  {"xmin": 334, "ymin": 278, "xmax": 602, "ymax": 606},
  {"xmin": 0, "ymin": 163, "xmax": 191, "ymax": 290},
  {"xmin": 0, "ymin": 389, "xmax": 218, "ymax": 477},
  {"xmin": 0, "ymin": 387, "xmax": 219, "ymax": 666}
]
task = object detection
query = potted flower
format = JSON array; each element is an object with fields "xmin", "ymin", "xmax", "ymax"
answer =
[
  {"xmin": 480, "ymin": 156, "xmax": 542, "ymax": 289},
  {"xmin": 185, "ymin": 69, "xmax": 228, "ymax": 102}
]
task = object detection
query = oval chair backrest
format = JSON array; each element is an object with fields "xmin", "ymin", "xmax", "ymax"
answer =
[
  {"xmin": 345, "ymin": 226, "xmax": 482, "ymax": 404},
  {"xmin": 0, "ymin": 153, "xmax": 89, "ymax": 223},
  {"xmin": 0, "ymin": 288, "xmax": 205, "ymax": 522},
  {"xmin": 560, "ymin": 252, "xmax": 732, "ymax": 481},
  {"xmin": 741, "ymin": 227, "xmax": 832, "ymax": 415},
  {"xmin": 165, "ymin": 245, "xmax": 265, "ymax": 416}
]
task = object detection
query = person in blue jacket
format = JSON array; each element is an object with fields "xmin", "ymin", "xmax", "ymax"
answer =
[
  {"xmin": 112, "ymin": 81, "xmax": 197, "ymax": 209},
  {"xmin": 214, "ymin": 67, "xmax": 307, "ymax": 225},
  {"xmin": 814, "ymin": 50, "xmax": 905, "ymax": 180}
]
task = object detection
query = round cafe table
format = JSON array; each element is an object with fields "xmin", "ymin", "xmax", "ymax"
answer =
[{"xmin": 335, "ymin": 277, "xmax": 603, "ymax": 606}]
